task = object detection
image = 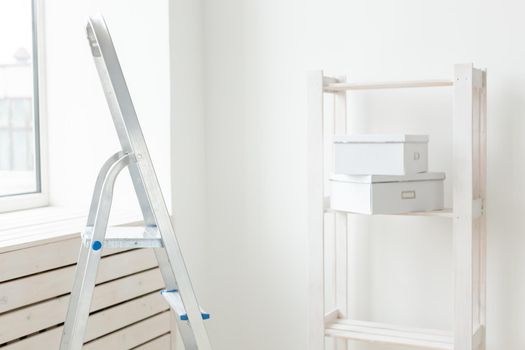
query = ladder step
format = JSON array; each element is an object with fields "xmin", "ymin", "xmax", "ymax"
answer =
[
  {"xmin": 161, "ymin": 289, "xmax": 210, "ymax": 321},
  {"xmin": 82, "ymin": 226, "xmax": 163, "ymax": 249}
]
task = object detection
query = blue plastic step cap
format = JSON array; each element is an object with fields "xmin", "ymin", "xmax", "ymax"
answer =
[
  {"xmin": 181, "ymin": 313, "xmax": 210, "ymax": 321},
  {"xmin": 161, "ymin": 289, "xmax": 210, "ymax": 320}
]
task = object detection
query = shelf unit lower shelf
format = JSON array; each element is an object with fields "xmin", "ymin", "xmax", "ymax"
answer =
[
  {"xmin": 324, "ymin": 315, "xmax": 484, "ymax": 350},
  {"xmin": 324, "ymin": 317, "xmax": 453, "ymax": 350}
]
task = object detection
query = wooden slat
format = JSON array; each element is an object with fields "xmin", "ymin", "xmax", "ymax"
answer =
[
  {"xmin": 84, "ymin": 312, "xmax": 171, "ymax": 349},
  {"xmin": 85, "ymin": 292, "xmax": 168, "ymax": 341},
  {"xmin": 0, "ymin": 249, "xmax": 158, "ymax": 313},
  {"xmin": 133, "ymin": 333, "xmax": 171, "ymax": 349},
  {"xmin": 397, "ymin": 208, "xmax": 454, "ymax": 218},
  {"xmin": 325, "ymin": 319, "xmax": 452, "ymax": 350},
  {"xmin": 326, "ymin": 207, "xmax": 455, "ymax": 218},
  {"xmin": 478, "ymin": 71, "xmax": 487, "ymax": 347},
  {"xmin": 3, "ymin": 292, "xmax": 168, "ymax": 349},
  {"xmin": 324, "ymin": 309, "xmax": 340, "ymax": 324},
  {"xmin": 0, "ymin": 238, "xmax": 80, "ymax": 282},
  {"xmin": 333, "ymin": 77, "xmax": 348, "ymax": 350},
  {"xmin": 0, "ymin": 271, "xmax": 165, "ymax": 344},
  {"xmin": 0, "ymin": 237, "xmax": 129, "ymax": 283},
  {"xmin": 323, "ymin": 79, "xmax": 453, "ymax": 92}
]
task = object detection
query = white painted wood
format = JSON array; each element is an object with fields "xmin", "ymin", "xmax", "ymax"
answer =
[
  {"xmin": 0, "ymin": 237, "xmax": 80, "ymax": 282},
  {"xmin": 0, "ymin": 228, "xmax": 173, "ymax": 349},
  {"xmin": 333, "ymin": 78, "xmax": 348, "ymax": 350},
  {"xmin": 0, "ymin": 271, "xmax": 165, "ymax": 344},
  {"xmin": 397, "ymin": 208, "xmax": 454, "ymax": 218},
  {"xmin": 2, "ymin": 270, "xmax": 166, "ymax": 349},
  {"xmin": 327, "ymin": 206, "xmax": 454, "ymax": 218},
  {"xmin": 453, "ymin": 63, "xmax": 475, "ymax": 350},
  {"xmin": 5, "ymin": 311, "xmax": 171, "ymax": 350},
  {"xmin": 83, "ymin": 292, "xmax": 168, "ymax": 342},
  {"xmin": 324, "ymin": 309, "xmax": 340, "ymax": 324},
  {"xmin": 472, "ymin": 326, "xmax": 484, "ymax": 350},
  {"xmin": 334, "ymin": 319, "xmax": 452, "ymax": 336},
  {"xmin": 83, "ymin": 311, "xmax": 171, "ymax": 349},
  {"xmin": 478, "ymin": 70, "xmax": 487, "ymax": 350},
  {"xmin": 135, "ymin": 333, "xmax": 171, "ymax": 350},
  {"xmin": 324, "ymin": 79, "xmax": 453, "ymax": 92},
  {"xmin": 472, "ymin": 83, "xmax": 482, "ymax": 334},
  {"xmin": 0, "ymin": 237, "xmax": 130, "ymax": 282},
  {"xmin": 325, "ymin": 318, "xmax": 453, "ymax": 349},
  {"xmin": 308, "ymin": 70, "xmax": 325, "ymax": 350},
  {"xmin": 0, "ymin": 248, "xmax": 158, "ymax": 313},
  {"xmin": 323, "ymin": 76, "xmax": 339, "ymax": 85}
]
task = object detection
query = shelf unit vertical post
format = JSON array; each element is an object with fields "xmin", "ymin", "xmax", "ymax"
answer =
[
  {"xmin": 479, "ymin": 69, "xmax": 487, "ymax": 350},
  {"xmin": 333, "ymin": 76, "xmax": 348, "ymax": 350},
  {"xmin": 308, "ymin": 70, "xmax": 326, "ymax": 350},
  {"xmin": 453, "ymin": 63, "xmax": 487, "ymax": 350}
]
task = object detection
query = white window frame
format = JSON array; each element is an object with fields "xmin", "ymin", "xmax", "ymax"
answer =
[{"xmin": 0, "ymin": 0, "xmax": 48, "ymax": 213}]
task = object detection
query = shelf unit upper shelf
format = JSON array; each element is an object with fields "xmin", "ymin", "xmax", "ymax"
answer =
[
  {"xmin": 323, "ymin": 79, "xmax": 454, "ymax": 92},
  {"xmin": 323, "ymin": 196, "xmax": 457, "ymax": 218}
]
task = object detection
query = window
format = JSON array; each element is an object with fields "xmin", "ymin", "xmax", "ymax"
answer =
[{"xmin": 0, "ymin": 0, "xmax": 46, "ymax": 212}]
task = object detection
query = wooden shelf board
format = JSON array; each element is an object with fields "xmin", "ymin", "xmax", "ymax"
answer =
[
  {"xmin": 324, "ymin": 206, "xmax": 454, "ymax": 218},
  {"xmin": 325, "ymin": 318, "xmax": 453, "ymax": 350},
  {"xmin": 323, "ymin": 79, "xmax": 453, "ymax": 92},
  {"xmin": 396, "ymin": 208, "xmax": 454, "ymax": 218}
]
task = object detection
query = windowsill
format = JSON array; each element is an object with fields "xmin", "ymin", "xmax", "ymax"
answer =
[{"xmin": 0, "ymin": 206, "xmax": 143, "ymax": 253}]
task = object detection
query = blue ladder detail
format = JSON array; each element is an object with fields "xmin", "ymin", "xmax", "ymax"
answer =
[
  {"xmin": 161, "ymin": 289, "xmax": 210, "ymax": 321},
  {"xmin": 92, "ymin": 240, "xmax": 102, "ymax": 251}
]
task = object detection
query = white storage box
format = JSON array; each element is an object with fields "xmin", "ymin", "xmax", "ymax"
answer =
[
  {"xmin": 334, "ymin": 134, "xmax": 428, "ymax": 175},
  {"xmin": 330, "ymin": 172, "xmax": 445, "ymax": 215}
]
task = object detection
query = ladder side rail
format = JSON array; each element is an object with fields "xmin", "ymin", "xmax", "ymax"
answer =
[
  {"xmin": 61, "ymin": 151, "xmax": 127, "ymax": 348},
  {"xmin": 85, "ymin": 151, "xmax": 126, "ymax": 226},
  {"xmin": 86, "ymin": 24, "xmax": 157, "ymax": 227},
  {"xmin": 62, "ymin": 151, "xmax": 126, "ymax": 348},
  {"xmin": 87, "ymin": 24, "xmax": 183, "ymax": 331},
  {"xmin": 87, "ymin": 16, "xmax": 211, "ymax": 349},
  {"xmin": 60, "ymin": 153, "xmax": 132, "ymax": 350},
  {"xmin": 153, "ymin": 246, "xmax": 202, "ymax": 349}
]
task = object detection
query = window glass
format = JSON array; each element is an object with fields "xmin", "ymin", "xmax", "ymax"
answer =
[{"xmin": 0, "ymin": 0, "xmax": 40, "ymax": 197}]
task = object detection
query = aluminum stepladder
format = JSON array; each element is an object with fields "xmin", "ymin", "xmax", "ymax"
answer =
[{"xmin": 59, "ymin": 15, "xmax": 212, "ymax": 350}]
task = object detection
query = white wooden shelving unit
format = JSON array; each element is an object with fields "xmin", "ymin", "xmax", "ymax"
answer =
[{"xmin": 308, "ymin": 64, "xmax": 487, "ymax": 350}]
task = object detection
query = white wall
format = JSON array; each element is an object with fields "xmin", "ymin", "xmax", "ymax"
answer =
[
  {"xmin": 196, "ymin": 0, "xmax": 525, "ymax": 349},
  {"xmin": 45, "ymin": 0, "xmax": 171, "ymax": 217},
  {"xmin": 169, "ymin": 0, "xmax": 209, "ymax": 330}
]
